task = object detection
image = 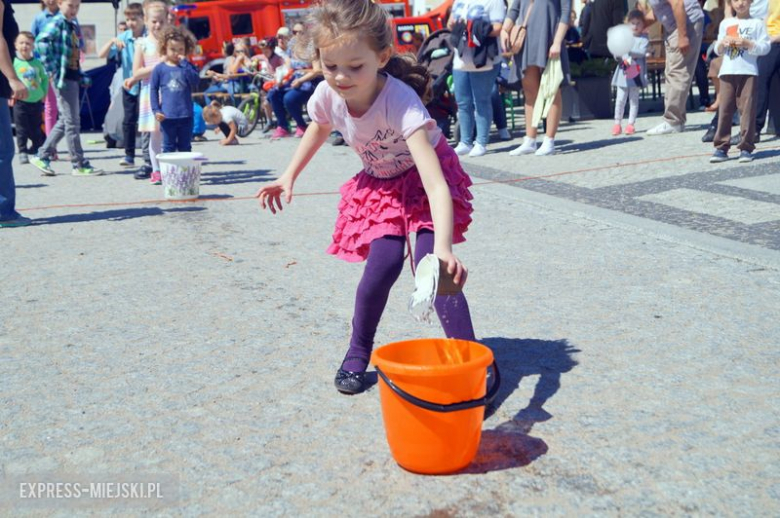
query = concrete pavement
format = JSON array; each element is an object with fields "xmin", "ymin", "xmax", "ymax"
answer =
[{"xmin": 2, "ymin": 109, "xmax": 779, "ymax": 515}]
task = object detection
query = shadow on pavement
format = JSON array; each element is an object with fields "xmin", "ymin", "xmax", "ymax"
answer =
[
  {"xmin": 203, "ymin": 160, "xmax": 247, "ymax": 166},
  {"xmin": 200, "ymin": 169, "xmax": 273, "ymax": 185},
  {"xmin": 460, "ymin": 337, "xmax": 580, "ymax": 474},
  {"xmin": 754, "ymin": 148, "xmax": 780, "ymax": 160},
  {"xmin": 16, "ymin": 184, "xmax": 48, "ymax": 189},
  {"xmin": 558, "ymin": 136, "xmax": 642, "ymax": 153},
  {"xmin": 31, "ymin": 206, "xmax": 206, "ymax": 225}
]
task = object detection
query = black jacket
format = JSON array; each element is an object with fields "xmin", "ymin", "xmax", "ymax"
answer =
[
  {"xmin": 450, "ymin": 19, "xmax": 499, "ymax": 69},
  {"xmin": 582, "ymin": 0, "xmax": 625, "ymax": 58}
]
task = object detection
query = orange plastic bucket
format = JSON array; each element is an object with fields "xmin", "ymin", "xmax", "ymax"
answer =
[{"xmin": 371, "ymin": 338, "xmax": 500, "ymax": 474}]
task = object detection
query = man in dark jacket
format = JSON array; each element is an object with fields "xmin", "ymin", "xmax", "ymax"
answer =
[
  {"xmin": 0, "ymin": 0, "xmax": 31, "ymax": 227},
  {"xmin": 582, "ymin": 0, "xmax": 626, "ymax": 58}
]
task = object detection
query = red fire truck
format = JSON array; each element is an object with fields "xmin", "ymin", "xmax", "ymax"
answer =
[{"xmin": 174, "ymin": 0, "xmax": 450, "ymax": 73}]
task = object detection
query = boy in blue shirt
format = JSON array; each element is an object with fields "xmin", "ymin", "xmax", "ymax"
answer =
[
  {"xmin": 150, "ymin": 26, "xmax": 199, "ymax": 153},
  {"xmin": 98, "ymin": 2, "xmax": 146, "ymax": 169}
]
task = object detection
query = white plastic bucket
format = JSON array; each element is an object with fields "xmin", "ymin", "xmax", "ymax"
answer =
[{"xmin": 156, "ymin": 152, "xmax": 205, "ymax": 200}]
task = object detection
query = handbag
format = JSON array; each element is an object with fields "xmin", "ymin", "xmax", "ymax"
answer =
[{"xmin": 505, "ymin": 0, "xmax": 534, "ymax": 56}]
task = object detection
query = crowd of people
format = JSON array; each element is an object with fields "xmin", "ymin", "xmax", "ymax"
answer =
[{"xmin": 1, "ymin": 0, "xmax": 779, "ymax": 228}]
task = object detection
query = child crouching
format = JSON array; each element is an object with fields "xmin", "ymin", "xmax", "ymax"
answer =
[{"xmin": 202, "ymin": 100, "xmax": 248, "ymax": 145}]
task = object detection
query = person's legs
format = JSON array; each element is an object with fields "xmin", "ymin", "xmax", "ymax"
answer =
[
  {"xmin": 471, "ymin": 68, "xmax": 499, "ymax": 147},
  {"xmin": 57, "ymin": 80, "xmax": 87, "ymax": 167},
  {"xmin": 160, "ymin": 119, "xmax": 176, "ymax": 153},
  {"xmin": 267, "ymin": 86, "xmax": 290, "ymax": 131},
  {"xmin": 0, "ymin": 97, "xmax": 21, "ymax": 221},
  {"xmin": 29, "ymin": 102, "xmax": 45, "ymax": 155},
  {"xmin": 694, "ymin": 51, "xmax": 710, "ymax": 107},
  {"xmin": 627, "ymin": 87, "xmax": 640, "ymax": 125},
  {"xmin": 522, "ymin": 67, "xmax": 541, "ymax": 138},
  {"xmin": 177, "ymin": 118, "xmax": 193, "ymax": 152},
  {"xmin": 491, "ymin": 82, "xmax": 507, "ymax": 131},
  {"xmin": 141, "ymin": 131, "xmax": 152, "ymax": 167},
  {"xmin": 203, "ymin": 83, "xmax": 227, "ymax": 105},
  {"xmin": 452, "ymin": 69, "xmax": 475, "ymax": 147},
  {"xmin": 508, "ymin": 67, "xmax": 542, "ymax": 155},
  {"xmin": 38, "ymin": 90, "xmax": 67, "ymax": 161},
  {"xmin": 755, "ymin": 43, "xmax": 780, "ymax": 136},
  {"xmin": 614, "ymin": 86, "xmax": 628, "ymax": 124},
  {"xmin": 283, "ymin": 88, "xmax": 313, "ymax": 130},
  {"xmin": 661, "ymin": 21, "xmax": 704, "ymax": 128},
  {"xmin": 149, "ymin": 130, "xmax": 162, "ymax": 171},
  {"xmin": 713, "ymin": 76, "xmax": 737, "ymax": 153},
  {"xmin": 13, "ymin": 103, "xmax": 30, "ymax": 154},
  {"xmin": 217, "ymin": 121, "xmax": 231, "ymax": 138},
  {"xmin": 44, "ymin": 85, "xmax": 58, "ymax": 135},
  {"xmin": 122, "ymin": 90, "xmax": 139, "ymax": 159},
  {"xmin": 736, "ymin": 75, "xmax": 757, "ymax": 153},
  {"xmin": 544, "ymin": 90, "xmax": 564, "ymax": 137},
  {"xmin": 414, "ymin": 230, "xmax": 476, "ymax": 341},
  {"xmin": 262, "ymin": 95, "xmax": 275, "ymax": 129},
  {"xmin": 342, "ymin": 235, "xmax": 406, "ymax": 372}
]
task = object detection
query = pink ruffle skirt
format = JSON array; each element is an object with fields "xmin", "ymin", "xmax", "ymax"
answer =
[{"xmin": 327, "ymin": 137, "xmax": 474, "ymax": 262}]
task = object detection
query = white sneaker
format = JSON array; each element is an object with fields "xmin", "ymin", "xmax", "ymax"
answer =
[
  {"xmin": 453, "ymin": 142, "xmax": 472, "ymax": 156},
  {"xmin": 646, "ymin": 121, "xmax": 684, "ymax": 136},
  {"xmin": 497, "ymin": 128, "xmax": 511, "ymax": 141},
  {"xmin": 509, "ymin": 137, "xmax": 537, "ymax": 156},
  {"xmin": 468, "ymin": 143, "xmax": 487, "ymax": 157},
  {"xmin": 534, "ymin": 137, "xmax": 556, "ymax": 156}
]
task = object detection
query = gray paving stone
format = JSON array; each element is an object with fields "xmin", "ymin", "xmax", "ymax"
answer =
[{"xmin": 1, "ymin": 111, "xmax": 779, "ymax": 515}]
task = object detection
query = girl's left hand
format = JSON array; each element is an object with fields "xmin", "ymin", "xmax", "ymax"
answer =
[
  {"xmin": 435, "ymin": 249, "xmax": 468, "ymax": 287},
  {"xmin": 155, "ymin": 113, "xmax": 165, "ymax": 122},
  {"xmin": 548, "ymin": 41, "xmax": 562, "ymax": 59}
]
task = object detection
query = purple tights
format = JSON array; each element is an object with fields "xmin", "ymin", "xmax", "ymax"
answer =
[{"xmin": 341, "ymin": 230, "xmax": 476, "ymax": 372}]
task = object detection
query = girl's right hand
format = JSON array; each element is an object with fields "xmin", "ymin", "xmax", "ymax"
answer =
[
  {"xmin": 255, "ymin": 176, "xmax": 294, "ymax": 214},
  {"xmin": 435, "ymin": 249, "xmax": 468, "ymax": 288},
  {"xmin": 123, "ymin": 77, "xmax": 135, "ymax": 90}
]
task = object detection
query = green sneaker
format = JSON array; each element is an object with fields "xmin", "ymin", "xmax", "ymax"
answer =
[
  {"xmin": 30, "ymin": 156, "xmax": 55, "ymax": 176},
  {"xmin": 0, "ymin": 216, "xmax": 33, "ymax": 228},
  {"xmin": 71, "ymin": 164, "xmax": 103, "ymax": 176}
]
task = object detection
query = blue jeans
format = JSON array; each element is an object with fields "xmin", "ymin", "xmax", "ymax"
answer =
[
  {"xmin": 452, "ymin": 65, "xmax": 500, "ymax": 147},
  {"xmin": 204, "ymin": 81, "xmax": 239, "ymax": 104},
  {"xmin": 0, "ymin": 100, "xmax": 20, "ymax": 221},
  {"xmin": 267, "ymin": 85, "xmax": 313, "ymax": 132},
  {"xmin": 160, "ymin": 118, "xmax": 193, "ymax": 152}
]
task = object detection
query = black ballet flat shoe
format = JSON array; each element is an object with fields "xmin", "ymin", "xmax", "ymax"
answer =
[
  {"xmin": 334, "ymin": 356, "xmax": 371, "ymax": 395},
  {"xmin": 334, "ymin": 368, "xmax": 370, "ymax": 395}
]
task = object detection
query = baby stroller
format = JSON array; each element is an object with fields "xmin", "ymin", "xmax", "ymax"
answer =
[{"xmin": 416, "ymin": 29, "xmax": 457, "ymax": 140}]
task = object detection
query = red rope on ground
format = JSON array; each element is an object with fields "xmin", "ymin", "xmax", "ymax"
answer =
[{"xmin": 18, "ymin": 146, "xmax": 779, "ymax": 213}]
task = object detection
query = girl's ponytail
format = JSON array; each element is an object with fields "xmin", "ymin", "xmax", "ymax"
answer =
[
  {"xmin": 383, "ymin": 54, "xmax": 432, "ymax": 105},
  {"xmin": 209, "ymin": 99, "xmax": 223, "ymax": 108}
]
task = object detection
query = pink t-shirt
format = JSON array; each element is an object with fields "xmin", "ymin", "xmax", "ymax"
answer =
[{"xmin": 307, "ymin": 75, "xmax": 442, "ymax": 179}]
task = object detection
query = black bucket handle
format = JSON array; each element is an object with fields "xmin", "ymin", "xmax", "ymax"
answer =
[{"xmin": 374, "ymin": 361, "xmax": 501, "ymax": 413}]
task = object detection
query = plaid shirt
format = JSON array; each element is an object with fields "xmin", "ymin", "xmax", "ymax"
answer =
[{"xmin": 33, "ymin": 13, "xmax": 79, "ymax": 89}]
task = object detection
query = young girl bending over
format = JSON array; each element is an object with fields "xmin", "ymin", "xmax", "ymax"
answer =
[
  {"xmin": 125, "ymin": 1, "xmax": 168, "ymax": 184},
  {"xmin": 202, "ymin": 100, "xmax": 248, "ymax": 145},
  {"xmin": 256, "ymin": 0, "xmax": 476, "ymax": 395},
  {"xmin": 611, "ymin": 10, "xmax": 649, "ymax": 136},
  {"xmin": 150, "ymin": 26, "xmax": 199, "ymax": 152}
]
